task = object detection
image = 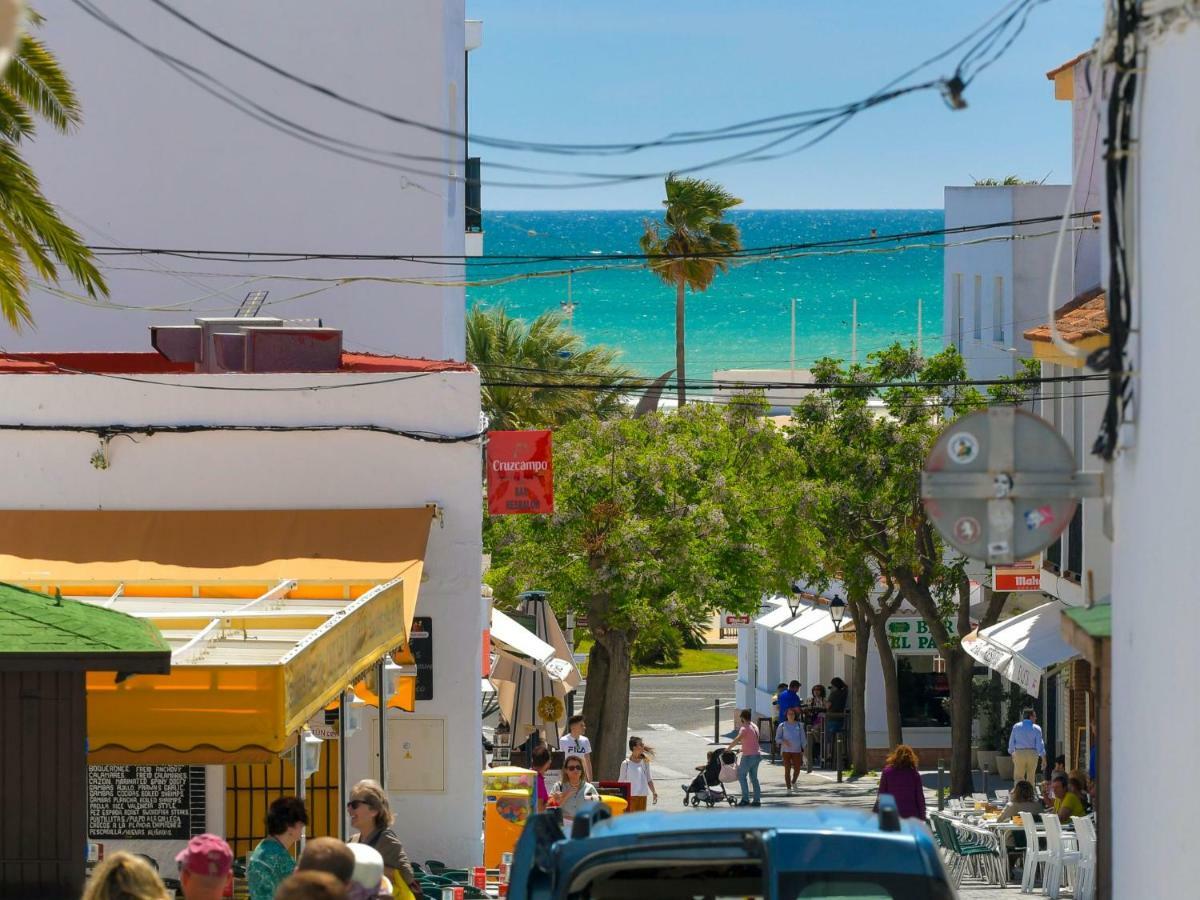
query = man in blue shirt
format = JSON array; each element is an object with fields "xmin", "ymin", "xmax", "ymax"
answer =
[{"xmin": 1008, "ymin": 707, "xmax": 1046, "ymax": 786}]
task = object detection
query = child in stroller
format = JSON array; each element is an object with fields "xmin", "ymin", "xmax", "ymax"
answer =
[{"xmin": 681, "ymin": 748, "xmax": 739, "ymax": 807}]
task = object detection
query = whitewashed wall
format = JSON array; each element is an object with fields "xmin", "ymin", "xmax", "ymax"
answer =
[
  {"xmin": 1111, "ymin": 12, "xmax": 1200, "ymax": 896},
  {"xmin": 0, "ymin": 365, "xmax": 485, "ymax": 865},
  {"xmin": 21, "ymin": 1, "xmax": 469, "ymax": 361}
]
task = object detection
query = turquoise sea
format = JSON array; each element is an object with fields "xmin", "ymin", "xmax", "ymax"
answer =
[{"xmin": 466, "ymin": 209, "xmax": 944, "ymax": 381}]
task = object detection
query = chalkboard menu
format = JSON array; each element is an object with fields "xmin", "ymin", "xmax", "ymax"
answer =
[
  {"xmin": 88, "ymin": 765, "xmax": 207, "ymax": 840},
  {"xmin": 411, "ymin": 616, "xmax": 433, "ymax": 701}
]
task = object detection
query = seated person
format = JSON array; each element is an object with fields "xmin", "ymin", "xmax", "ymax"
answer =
[
  {"xmin": 1049, "ymin": 773, "xmax": 1086, "ymax": 822},
  {"xmin": 1041, "ymin": 754, "xmax": 1068, "ymax": 805},
  {"xmin": 997, "ymin": 780, "xmax": 1044, "ymax": 823}
]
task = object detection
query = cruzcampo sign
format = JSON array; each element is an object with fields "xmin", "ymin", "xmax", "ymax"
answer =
[
  {"xmin": 886, "ymin": 617, "xmax": 960, "ymax": 653},
  {"xmin": 487, "ymin": 430, "xmax": 554, "ymax": 515}
]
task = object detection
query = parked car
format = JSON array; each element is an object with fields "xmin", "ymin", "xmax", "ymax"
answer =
[{"xmin": 508, "ymin": 796, "xmax": 953, "ymax": 899}]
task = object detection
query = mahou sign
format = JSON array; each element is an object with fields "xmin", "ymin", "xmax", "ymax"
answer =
[{"xmin": 487, "ymin": 430, "xmax": 554, "ymax": 515}]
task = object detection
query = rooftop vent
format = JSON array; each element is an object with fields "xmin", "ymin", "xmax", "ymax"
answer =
[{"xmin": 151, "ymin": 317, "xmax": 342, "ymax": 374}]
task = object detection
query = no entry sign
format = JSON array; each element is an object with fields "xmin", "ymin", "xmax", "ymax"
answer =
[{"xmin": 487, "ymin": 430, "xmax": 554, "ymax": 515}]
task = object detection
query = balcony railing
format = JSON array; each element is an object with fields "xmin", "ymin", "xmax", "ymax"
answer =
[{"xmin": 465, "ymin": 156, "xmax": 482, "ymax": 232}]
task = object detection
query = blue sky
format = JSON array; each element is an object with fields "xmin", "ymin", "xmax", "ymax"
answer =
[{"xmin": 465, "ymin": 0, "xmax": 1101, "ymax": 209}]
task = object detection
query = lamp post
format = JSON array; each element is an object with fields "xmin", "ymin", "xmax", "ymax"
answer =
[
  {"xmin": 828, "ymin": 594, "xmax": 847, "ymax": 632},
  {"xmin": 787, "ymin": 582, "xmax": 804, "ymax": 618}
]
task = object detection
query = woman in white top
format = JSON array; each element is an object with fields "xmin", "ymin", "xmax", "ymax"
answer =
[{"xmin": 618, "ymin": 736, "xmax": 658, "ymax": 811}]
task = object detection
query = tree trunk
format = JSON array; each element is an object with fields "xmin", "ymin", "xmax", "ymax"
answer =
[
  {"xmin": 851, "ymin": 618, "xmax": 870, "ymax": 776},
  {"xmin": 581, "ymin": 624, "xmax": 633, "ymax": 781},
  {"xmin": 869, "ymin": 615, "xmax": 904, "ymax": 748},
  {"xmin": 675, "ymin": 279, "xmax": 686, "ymax": 407},
  {"xmin": 948, "ymin": 648, "xmax": 975, "ymax": 797}
]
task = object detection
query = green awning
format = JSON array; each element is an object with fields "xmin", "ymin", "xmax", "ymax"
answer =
[
  {"xmin": 0, "ymin": 582, "xmax": 170, "ymax": 673},
  {"xmin": 1063, "ymin": 604, "xmax": 1111, "ymax": 639}
]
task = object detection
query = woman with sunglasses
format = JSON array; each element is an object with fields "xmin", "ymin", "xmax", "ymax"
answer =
[
  {"xmin": 347, "ymin": 779, "xmax": 424, "ymax": 899},
  {"xmin": 551, "ymin": 754, "xmax": 600, "ymax": 831}
]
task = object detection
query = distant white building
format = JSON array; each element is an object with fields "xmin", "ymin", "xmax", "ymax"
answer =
[
  {"xmin": 21, "ymin": 1, "xmax": 483, "ymax": 360},
  {"xmin": 942, "ymin": 183, "xmax": 1072, "ymax": 382}
]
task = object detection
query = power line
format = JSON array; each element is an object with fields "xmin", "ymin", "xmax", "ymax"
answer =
[
  {"xmin": 140, "ymin": 0, "xmax": 1038, "ymax": 158},
  {"xmin": 0, "ymin": 422, "xmax": 486, "ymax": 443},
  {"xmin": 81, "ymin": 212, "xmax": 1099, "ymax": 267}
]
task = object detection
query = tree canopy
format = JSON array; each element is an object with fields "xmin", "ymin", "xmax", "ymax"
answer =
[
  {"xmin": 487, "ymin": 397, "xmax": 817, "ymax": 776},
  {"xmin": 467, "ymin": 304, "xmax": 634, "ymax": 430}
]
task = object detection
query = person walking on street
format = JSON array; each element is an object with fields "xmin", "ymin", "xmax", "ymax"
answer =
[
  {"xmin": 825, "ymin": 677, "xmax": 849, "ymax": 769},
  {"xmin": 1008, "ymin": 707, "xmax": 1045, "ymax": 786},
  {"xmin": 247, "ymin": 796, "xmax": 308, "ymax": 900},
  {"xmin": 873, "ymin": 744, "xmax": 926, "ymax": 821},
  {"xmin": 175, "ymin": 834, "xmax": 235, "ymax": 900},
  {"xmin": 728, "ymin": 708, "xmax": 762, "ymax": 806},
  {"xmin": 551, "ymin": 754, "xmax": 601, "ymax": 830},
  {"xmin": 619, "ymin": 736, "xmax": 658, "ymax": 810},
  {"xmin": 560, "ymin": 714, "xmax": 594, "ymax": 781},
  {"xmin": 346, "ymin": 780, "xmax": 423, "ymax": 899},
  {"xmin": 776, "ymin": 705, "xmax": 806, "ymax": 792}
]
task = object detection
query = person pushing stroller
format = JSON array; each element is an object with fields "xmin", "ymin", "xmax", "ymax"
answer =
[{"xmin": 682, "ymin": 748, "xmax": 738, "ymax": 807}]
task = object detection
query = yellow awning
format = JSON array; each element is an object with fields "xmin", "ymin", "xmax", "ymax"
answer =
[{"xmin": 0, "ymin": 508, "xmax": 433, "ymax": 764}]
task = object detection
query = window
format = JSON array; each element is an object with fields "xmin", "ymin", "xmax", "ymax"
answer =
[
  {"xmin": 973, "ymin": 275, "xmax": 982, "ymax": 341},
  {"xmin": 993, "ymin": 275, "xmax": 1005, "ymax": 344},
  {"xmin": 952, "ymin": 274, "xmax": 963, "ymax": 350},
  {"xmin": 897, "ymin": 656, "xmax": 951, "ymax": 727}
]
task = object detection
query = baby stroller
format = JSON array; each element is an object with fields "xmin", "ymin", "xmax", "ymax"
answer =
[{"xmin": 682, "ymin": 749, "xmax": 739, "ymax": 807}]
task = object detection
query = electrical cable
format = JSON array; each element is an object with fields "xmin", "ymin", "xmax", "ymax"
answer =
[
  {"xmin": 80, "ymin": 212, "xmax": 1099, "ymax": 266},
  {"xmin": 140, "ymin": 0, "xmax": 1036, "ymax": 158},
  {"xmin": 0, "ymin": 422, "xmax": 486, "ymax": 443}
]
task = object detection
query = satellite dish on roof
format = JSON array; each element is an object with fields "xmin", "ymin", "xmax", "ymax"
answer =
[{"xmin": 921, "ymin": 407, "xmax": 1102, "ymax": 565}]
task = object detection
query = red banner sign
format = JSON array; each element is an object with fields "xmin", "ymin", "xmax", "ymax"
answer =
[
  {"xmin": 993, "ymin": 559, "xmax": 1041, "ymax": 592},
  {"xmin": 487, "ymin": 430, "xmax": 554, "ymax": 515}
]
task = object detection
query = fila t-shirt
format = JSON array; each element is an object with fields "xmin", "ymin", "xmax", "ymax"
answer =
[{"xmin": 560, "ymin": 734, "xmax": 592, "ymax": 758}]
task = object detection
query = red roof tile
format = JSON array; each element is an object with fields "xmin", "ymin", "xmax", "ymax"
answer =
[
  {"xmin": 1023, "ymin": 286, "xmax": 1108, "ymax": 344},
  {"xmin": 0, "ymin": 351, "xmax": 474, "ymax": 375}
]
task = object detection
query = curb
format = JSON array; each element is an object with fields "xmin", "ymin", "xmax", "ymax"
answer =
[{"xmin": 630, "ymin": 668, "xmax": 738, "ymax": 679}]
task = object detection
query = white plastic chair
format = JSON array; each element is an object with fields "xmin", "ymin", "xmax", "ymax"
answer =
[
  {"xmin": 972, "ymin": 792, "xmax": 989, "ymax": 803},
  {"xmin": 995, "ymin": 789, "xmax": 1011, "ymax": 803},
  {"xmin": 1041, "ymin": 814, "xmax": 1081, "ymax": 899},
  {"xmin": 1071, "ymin": 815, "xmax": 1097, "ymax": 900},
  {"xmin": 1019, "ymin": 813, "xmax": 1049, "ymax": 894}
]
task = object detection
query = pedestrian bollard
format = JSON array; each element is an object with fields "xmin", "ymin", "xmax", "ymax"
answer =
[
  {"xmin": 713, "ymin": 698, "xmax": 720, "ymax": 744},
  {"xmin": 937, "ymin": 759, "xmax": 945, "ymax": 811},
  {"xmin": 982, "ymin": 763, "xmax": 989, "ymax": 797},
  {"xmin": 835, "ymin": 734, "xmax": 844, "ymax": 783}
]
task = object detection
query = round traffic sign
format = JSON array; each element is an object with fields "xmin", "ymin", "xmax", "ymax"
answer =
[{"xmin": 922, "ymin": 408, "xmax": 1079, "ymax": 562}]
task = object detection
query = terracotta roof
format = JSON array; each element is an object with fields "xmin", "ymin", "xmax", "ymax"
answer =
[
  {"xmin": 1023, "ymin": 286, "xmax": 1108, "ymax": 344},
  {"xmin": 0, "ymin": 351, "xmax": 474, "ymax": 375},
  {"xmin": 1046, "ymin": 50, "xmax": 1090, "ymax": 80}
]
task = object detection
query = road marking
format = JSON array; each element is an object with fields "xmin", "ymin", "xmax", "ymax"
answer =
[{"xmin": 647, "ymin": 723, "xmax": 675, "ymax": 731}]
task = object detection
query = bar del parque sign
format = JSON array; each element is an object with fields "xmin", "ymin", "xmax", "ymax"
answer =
[{"xmin": 887, "ymin": 617, "xmax": 961, "ymax": 653}]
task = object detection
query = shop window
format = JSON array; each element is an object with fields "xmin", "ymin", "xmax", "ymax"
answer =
[{"xmin": 897, "ymin": 655, "xmax": 951, "ymax": 728}]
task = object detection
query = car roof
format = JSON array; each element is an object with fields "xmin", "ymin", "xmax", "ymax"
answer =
[{"xmin": 586, "ymin": 806, "xmax": 921, "ymax": 840}]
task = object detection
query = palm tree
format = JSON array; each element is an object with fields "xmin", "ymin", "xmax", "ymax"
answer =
[
  {"xmin": 467, "ymin": 304, "xmax": 635, "ymax": 430},
  {"xmin": 640, "ymin": 174, "xmax": 742, "ymax": 406},
  {"xmin": 0, "ymin": 11, "xmax": 105, "ymax": 328}
]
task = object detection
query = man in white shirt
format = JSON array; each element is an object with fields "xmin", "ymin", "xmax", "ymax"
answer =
[
  {"xmin": 559, "ymin": 715, "xmax": 593, "ymax": 781},
  {"xmin": 1008, "ymin": 707, "xmax": 1046, "ymax": 785}
]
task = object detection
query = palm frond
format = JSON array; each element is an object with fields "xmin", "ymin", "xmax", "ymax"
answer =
[
  {"xmin": 0, "ymin": 223, "xmax": 33, "ymax": 328},
  {"xmin": 5, "ymin": 33, "xmax": 82, "ymax": 134},
  {"xmin": 0, "ymin": 140, "xmax": 107, "ymax": 299},
  {"xmin": 0, "ymin": 87, "xmax": 35, "ymax": 140}
]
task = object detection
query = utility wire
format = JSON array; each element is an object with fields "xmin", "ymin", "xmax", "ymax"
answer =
[
  {"xmin": 81, "ymin": 212, "xmax": 1099, "ymax": 267},
  {"xmin": 0, "ymin": 422, "xmax": 486, "ymax": 443}
]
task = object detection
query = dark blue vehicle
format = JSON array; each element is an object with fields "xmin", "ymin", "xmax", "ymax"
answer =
[{"xmin": 509, "ymin": 796, "xmax": 954, "ymax": 899}]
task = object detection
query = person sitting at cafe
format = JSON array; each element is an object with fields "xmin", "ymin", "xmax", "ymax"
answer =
[
  {"xmin": 998, "ymin": 780, "xmax": 1044, "ymax": 823},
  {"xmin": 1050, "ymin": 773, "xmax": 1086, "ymax": 822}
]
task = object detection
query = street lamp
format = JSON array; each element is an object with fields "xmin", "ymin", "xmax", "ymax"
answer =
[
  {"xmin": 787, "ymin": 580, "xmax": 805, "ymax": 618},
  {"xmin": 828, "ymin": 594, "xmax": 847, "ymax": 632}
]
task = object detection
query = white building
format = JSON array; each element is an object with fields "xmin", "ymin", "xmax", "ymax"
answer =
[
  {"xmin": 0, "ymin": 332, "xmax": 485, "ymax": 866},
  {"xmin": 20, "ymin": 1, "xmax": 482, "ymax": 360},
  {"xmin": 942, "ymin": 183, "xmax": 1073, "ymax": 382},
  {"xmin": 1108, "ymin": 4, "xmax": 1200, "ymax": 897}
]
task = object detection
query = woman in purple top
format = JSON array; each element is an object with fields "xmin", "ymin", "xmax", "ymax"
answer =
[
  {"xmin": 874, "ymin": 744, "xmax": 926, "ymax": 821},
  {"xmin": 530, "ymin": 745, "xmax": 551, "ymax": 812}
]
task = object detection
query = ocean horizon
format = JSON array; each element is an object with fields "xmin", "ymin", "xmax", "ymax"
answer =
[{"xmin": 466, "ymin": 209, "xmax": 945, "ymax": 379}]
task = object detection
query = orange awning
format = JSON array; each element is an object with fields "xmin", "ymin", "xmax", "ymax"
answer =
[{"xmin": 0, "ymin": 508, "xmax": 433, "ymax": 763}]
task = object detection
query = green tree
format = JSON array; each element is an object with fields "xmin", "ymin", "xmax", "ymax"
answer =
[
  {"xmin": 487, "ymin": 396, "xmax": 817, "ymax": 777},
  {"xmin": 0, "ymin": 12, "xmax": 105, "ymax": 328},
  {"xmin": 640, "ymin": 174, "xmax": 742, "ymax": 407},
  {"xmin": 467, "ymin": 304, "xmax": 634, "ymax": 430},
  {"xmin": 787, "ymin": 345, "xmax": 1037, "ymax": 794}
]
